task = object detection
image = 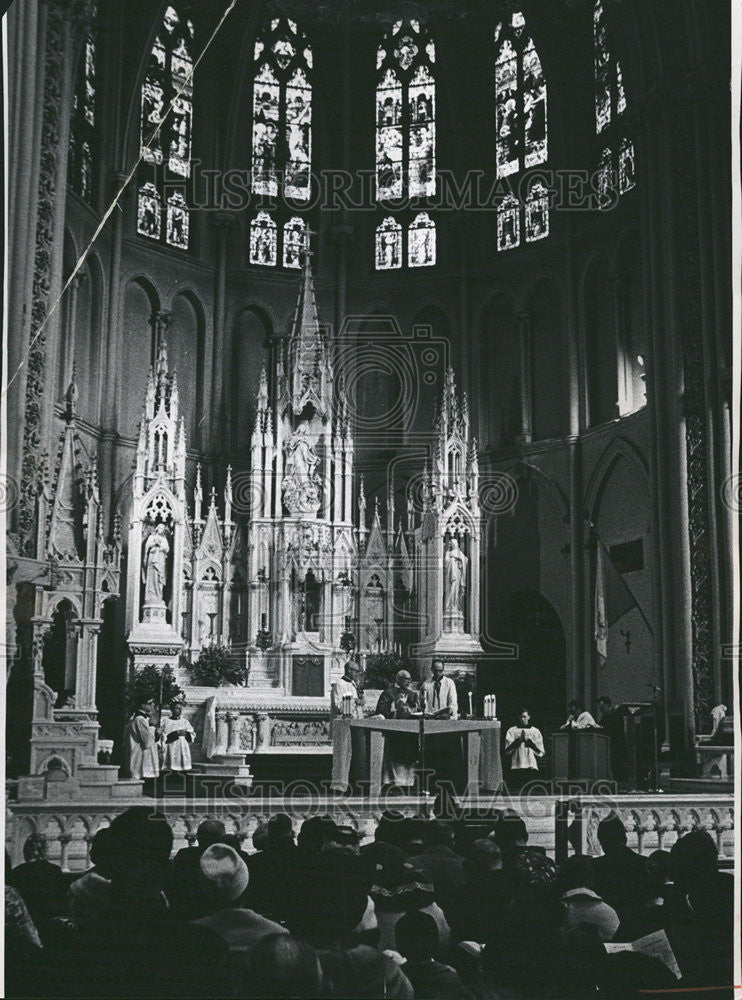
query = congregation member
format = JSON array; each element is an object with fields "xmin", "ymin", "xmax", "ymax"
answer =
[
  {"xmin": 592, "ymin": 813, "xmax": 650, "ymax": 924},
  {"xmin": 68, "ymin": 826, "xmax": 114, "ymax": 930},
  {"xmin": 193, "ymin": 843, "xmax": 288, "ymax": 987},
  {"xmin": 446, "ymin": 838, "xmax": 507, "ymax": 943},
  {"xmin": 359, "ymin": 810, "xmax": 407, "ymax": 868},
  {"xmin": 370, "ymin": 857, "xmax": 451, "ymax": 953},
  {"xmin": 394, "ymin": 909, "xmax": 472, "ymax": 1000},
  {"xmin": 504, "ymin": 708, "xmax": 545, "ymax": 790},
  {"xmin": 245, "ymin": 813, "xmax": 298, "ymax": 922},
  {"xmin": 168, "ymin": 818, "xmax": 237, "ymax": 920},
  {"xmin": 491, "ymin": 809, "xmax": 559, "ymax": 895},
  {"xmin": 124, "ymin": 700, "xmax": 159, "ymax": 781},
  {"xmin": 159, "ymin": 701, "xmax": 195, "ymax": 774},
  {"xmin": 557, "ymin": 854, "xmax": 620, "ymax": 941},
  {"xmin": 406, "ymin": 820, "xmax": 465, "ymax": 912},
  {"xmin": 244, "ymin": 933, "xmax": 325, "ymax": 998},
  {"xmin": 8, "ymin": 833, "xmax": 68, "ymax": 941}
]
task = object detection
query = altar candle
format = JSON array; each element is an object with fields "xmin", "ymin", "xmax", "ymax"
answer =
[{"xmin": 468, "ymin": 691, "xmax": 473, "ymax": 717}]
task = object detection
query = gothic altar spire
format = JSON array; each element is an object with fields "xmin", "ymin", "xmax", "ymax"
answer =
[{"xmin": 282, "ymin": 246, "xmax": 331, "ymax": 418}]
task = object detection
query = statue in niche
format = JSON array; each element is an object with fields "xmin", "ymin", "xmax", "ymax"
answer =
[
  {"xmin": 282, "ymin": 421, "xmax": 321, "ymax": 513},
  {"xmin": 444, "ymin": 538, "xmax": 468, "ymax": 614},
  {"xmin": 143, "ymin": 523, "xmax": 170, "ymax": 605}
]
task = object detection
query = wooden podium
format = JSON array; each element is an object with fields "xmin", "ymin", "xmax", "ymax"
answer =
[
  {"xmin": 331, "ymin": 717, "xmax": 502, "ymax": 796},
  {"xmin": 549, "ymin": 730, "xmax": 611, "ymax": 782}
]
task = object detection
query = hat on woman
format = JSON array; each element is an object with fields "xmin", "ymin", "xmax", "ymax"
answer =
[
  {"xmin": 199, "ymin": 843, "xmax": 249, "ymax": 904},
  {"xmin": 370, "ymin": 859, "xmax": 434, "ymax": 912}
]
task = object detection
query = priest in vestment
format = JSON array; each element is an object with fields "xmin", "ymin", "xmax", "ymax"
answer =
[
  {"xmin": 375, "ymin": 670, "xmax": 420, "ymax": 788},
  {"xmin": 160, "ymin": 702, "xmax": 195, "ymax": 773},
  {"xmin": 125, "ymin": 702, "xmax": 160, "ymax": 780}
]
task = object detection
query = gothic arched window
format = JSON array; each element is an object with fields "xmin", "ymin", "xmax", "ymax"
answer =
[
  {"xmin": 249, "ymin": 18, "xmax": 313, "ymax": 268},
  {"xmin": 137, "ymin": 6, "xmax": 194, "ymax": 249},
  {"xmin": 374, "ymin": 19, "xmax": 436, "ymax": 269},
  {"xmin": 494, "ymin": 12, "xmax": 548, "ymax": 251},
  {"xmin": 593, "ymin": 0, "xmax": 635, "ymax": 205},
  {"xmin": 69, "ymin": 10, "xmax": 97, "ymax": 203},
  {"xmin": 249, "ymin": 212, "xmax": 278, "ymax": 266}
]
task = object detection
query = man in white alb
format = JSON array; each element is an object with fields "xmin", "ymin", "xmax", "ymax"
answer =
[
  {"xmin": 561, "ymin": 699, "xmax": 599, "ymax": 730},
  {"xmin": 330, "ymin": 662, "xmax": 367, "ymax": 792},
  {"xmin": 505, "ymin": 708, "xmax": 545, "ymax": 789},
  {"xmin": 420, "ymin": 659, "xmax": 459, "ymax": 719}
]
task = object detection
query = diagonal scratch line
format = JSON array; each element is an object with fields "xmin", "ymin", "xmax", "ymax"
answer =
[{"xmin": 2, "ymin": 0, "xmax": 238, "ymax": 399}]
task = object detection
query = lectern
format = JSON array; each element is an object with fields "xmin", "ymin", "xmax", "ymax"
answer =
[
  {"xmin": 331, "ymin": 717, "xmax": 502, "ymax": 796},
  {"xmin": 549, "ymin": 730, "xmax": 610, "ymax": 782}
]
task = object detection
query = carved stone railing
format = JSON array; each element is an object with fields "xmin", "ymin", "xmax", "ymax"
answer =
[
  {"xmin": 561, "ymin": 794, "xmax": 735, "ymax": 864},
  {"xmin": 187, "ymin": 696, "xmax": 332, "ymax": 759}
]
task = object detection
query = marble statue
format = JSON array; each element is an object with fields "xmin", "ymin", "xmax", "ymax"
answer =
[
  {"xmin": 282, "ymin": 421, "xmax": 321, "ymax": 513},
  {"xmin": 143, "ymin": 523, "xmax": 170, "ymax": 605},
  {"xmin": 444, "ymin": 538, "xmax": 468, "ymax": 614}
]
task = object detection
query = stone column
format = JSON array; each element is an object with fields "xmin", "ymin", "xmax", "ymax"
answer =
[
  {"xmin": 515, "ymin": 311, "xmax": 533, "ymax": 445},
  {"xmin": 75, "ymin": 621, "xmax": 100, "ymax": 713},
  {"xmin": 214, "ymin": 710, "xmax": 228, "ymax": 755},
  {"xmin": 100, "ymin": 170, "xmax": 130, "ymax": 528},
  {"xmin": 211, "ymin": 213, "xmax": 234, "ymax": 454},
  {"xmin": 227, "ymin": 712, "xmax": 242, "ymax": 754},
  {"xmin": 255, "ymin": 712, "xmax": 270, "ymax": 750}
]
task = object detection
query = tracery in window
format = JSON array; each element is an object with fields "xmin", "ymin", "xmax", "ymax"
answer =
[
  {"xmin": 494, "ymin": 11, "xmax": 547, "ymax": 179},
  {"xmin": 375, "ymin": 217, "xmax": 402, "ymax": 270},
  {"xmin": 593, "ymin": 0, "xmax": 634, "ymax": 205},
  {"xmin": 250, "ymin": 212, "xmax": 278, "ymax": 267},
  {"xmin": 251, "ymin": 18, "xmax": 312, "ymax": 202},
  {"xmin": 374, "ymin": 20, "xmax": 436, "ymax": 269},
  {"xmin": 69, "ymin": 11, "xmax": 97, "ymax": 202},
  {"xmin": 376, "ymin": 19, "xmax": 435, "ymax": 200},
  {"xmin": 525, "ymin": 180, "xmax": 549, "ymax": 242},
  {"xmin": 138, "ymin": 6, "xmax": 194, "ymax": 249},
  {"xmin": 408, "ymin": 212, "xmax": 436, "ymax": 267},
  {"xmin": 283, "ymin": 217, "xmax": 306, "ymax": 268},
  {"xmin": 497, "ymin": 194, "xmax": 520, "ymax": 252}
]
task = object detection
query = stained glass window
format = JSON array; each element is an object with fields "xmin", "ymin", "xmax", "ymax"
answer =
[
  {"xmin": 138, "ymin": 181, "xmax": 162, "ymax": 241},
  {"xmin": 251, "ymin": 18, "xmax": 312, "ymax": 202},
  {"xmin": 69, "ymin": 11, "xmax": 97, "ymax": 202},
  {"xmin": 408, "ymin": 213, "xmax": 436, "ymax": 267},
  {"xmin": 618, "ymin": 137, "xmax": 635, "ymax": 194},
  {"xmin": 525, "ymin": 180, "xmax": 549, "ymax": 242},
  {"xmin": 167, "ymin": 191, "xmax": 189, "ymax": 249},
  {"xmin": 283, "ymin": 217, "xmax": 306, "ymax": 268},
  {"xmin": 137, "ymin": 6, "xmax": 195, "ymax": 249},
  {"xmin": 494, "ymin": 12, "xmax": 547, "ymax": 178},
  {"xmin": 250, "ymin": 212, "xmax": 278, "ymax": 266},
  {"xmin": 376, "ymin": 20, "xmax": 436, "ymax": 200},
  {"xmin": 376, "ymin": 217, "xmax": 402, "ymax": 270},
  {"xmin": 593, "ymin": 0, "xmax": 634, "ymax": 202},
  {"xmin": 497, "ymin": 194, "xmax": 520, "ymax": 251},
  {"xmin": 593, "ymin": 0, "xmax": 625, "ymax": 134},
  {"xmin": 597, "ymin": 148, "xmax": 613, "ymax": 209}
]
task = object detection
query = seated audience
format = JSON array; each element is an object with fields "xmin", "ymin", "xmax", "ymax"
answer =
[
  {"xmin": 664, "ymin": 829, "xmax": 734, "ymax": 991},
  {"xmin": 193, "ymin": 843, "xmax": 287, "ymax": 984},
  {"xmin": 287, "ymin": 858, "xmax": 414, "ymax": 998},
  {"xmin": 557, "ymin": 855, "xmax": 619, "ymax": 941},
  {"xmin": 395, "ymin": 909, "xmax": 472, "ymax": 1000},
  {"xmin": 45, "ymin": 807, "xmax": 233, "ymax": 998},
  {"xmin": 592, "ymin": 813, "xmax": 650, "ymax": 923},
  {"xmin": 9, "ymin": 833, "xmax": 69, "ymax": 939}
]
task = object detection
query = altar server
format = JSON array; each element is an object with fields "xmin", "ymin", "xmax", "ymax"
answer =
[
  {"xmin": 504, "ymin": 709, "xmax": 545, "ymax": 787},
  {"xmin": 160, "ymin": 701, "xmax": 195, "ymax": 773},
  {"xmin": 124, "ymin": 701, "xmax": 160, "ymax": 780}
]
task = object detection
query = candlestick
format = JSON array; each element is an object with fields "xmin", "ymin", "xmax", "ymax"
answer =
[{"xmin": 468, "ymin": 691, "xmax": 473, "ymax": 717}]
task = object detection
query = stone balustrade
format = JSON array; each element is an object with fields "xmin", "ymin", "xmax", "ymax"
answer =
[{"xmin": 5, "ymin": 792, "xmax": 733, "ymax": 873}]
